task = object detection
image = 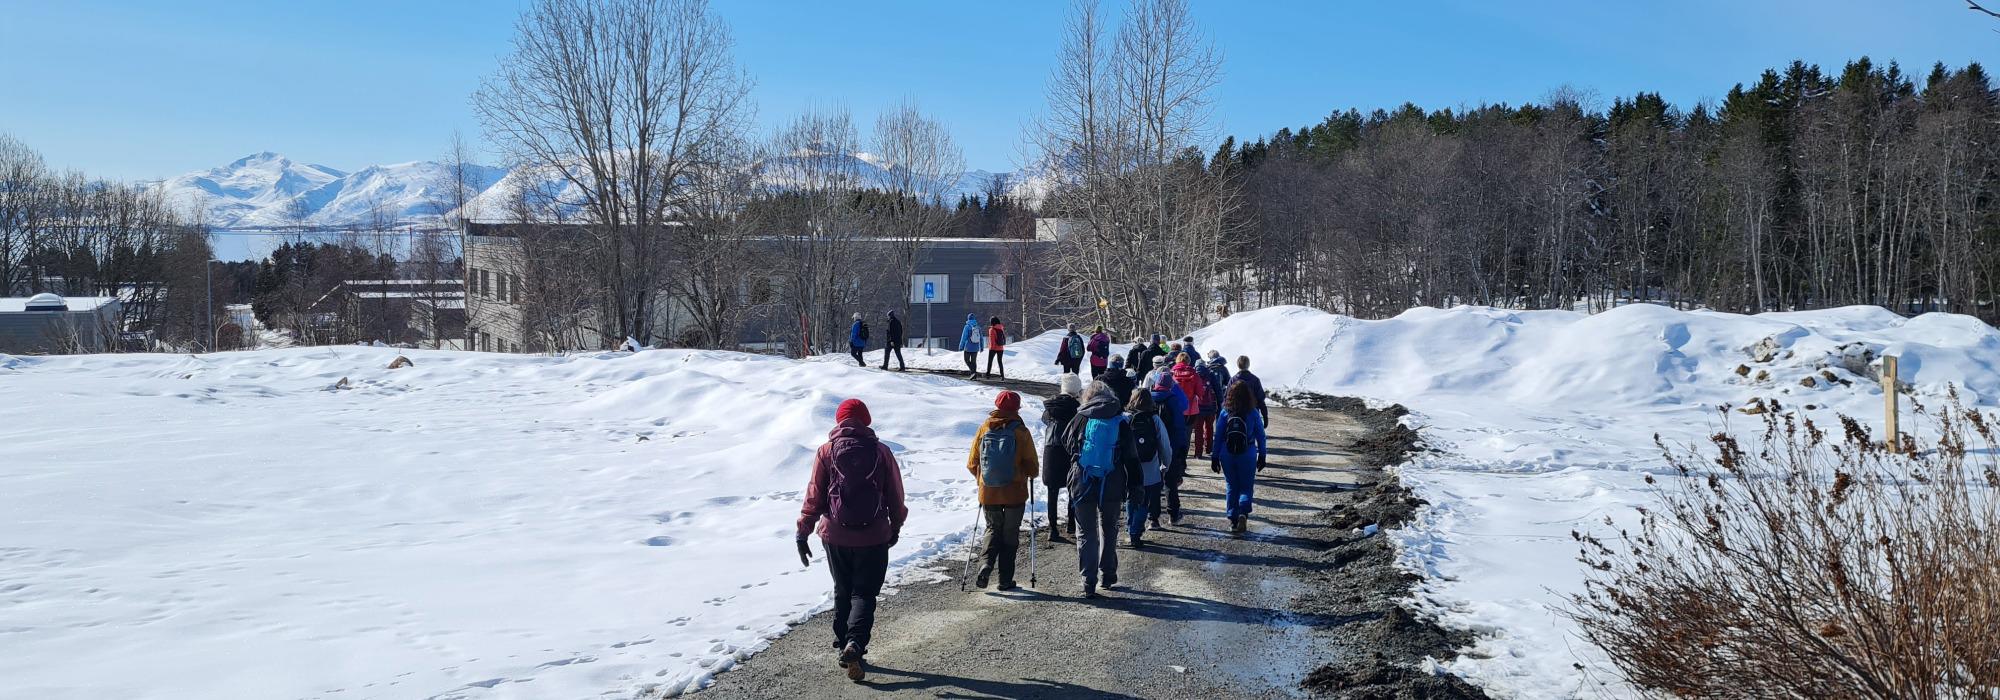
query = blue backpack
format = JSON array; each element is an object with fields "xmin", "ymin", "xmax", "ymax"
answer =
[
  {"xmin": 979, "ymin": 422, "xmax": 1020, "ymax": 487},
  {"xmin": 1077, "ymin": 416, "xmax": 1123, "ymax": 478}
]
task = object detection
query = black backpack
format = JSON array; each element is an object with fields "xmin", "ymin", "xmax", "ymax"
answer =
[
  {"xmin": 1133, "ymin": 411, "xmax": 1160, "ymax": 463},
  {"xmin": 1223, "ymin": 415, "xmax": 1250, "ymax": 455}
]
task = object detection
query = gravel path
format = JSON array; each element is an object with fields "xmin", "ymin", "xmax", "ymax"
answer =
[{"xmin": 689, "ymin": 371, "xmax": 1383, "ymax": 699}]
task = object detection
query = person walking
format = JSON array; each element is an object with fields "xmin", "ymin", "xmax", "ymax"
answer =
[
  {"xmin": 984, "ymin": 317, "xmax": 1007, "ymax": 379},
  {"xmin": 1210, "ymin": 382, "xmax": 1269, "ymax": 535},
  {"xmin": 1124, "ymin": 389, "xmax": 1170, "ymax": 547},
  {"xmin": 880, "ymin": 311, "xmax": 906, "ymax": 371},
  {"xmin": 966, "ymin": 390, "xmax": 1039, "ymax": 590},
  {"xmin": 1054, "ymin": 324, "xmax": 1086, "ymax": 376},
  {"xmin": 1087, "ymin": 325, "xmax": 1111, "ymax": 379},
  {"xmin": 1194, "ymin": 351, "xmax": 1228, "ymax": 457},
  {"xmin": 1230, "ymin": 355, "xmax": 1270, "ymax": 425},
  {"xmin": 1040, "ymin": 374, "xmax": 1083, "ymax": 542},
  {"xmin": 1172, "ymin": 355, "xmax": 1211, "ymax": 460},
  {"xmin": 958, "ymin": 314, "xmax": 982, "ymax": 378},
  {"xmin": 1146, "ymin": 365, "xmax": 1191, "ymax": 526},
  {"xmin": 794, "ymin": 398, "xmax": 907, "ymax": 682},
  {"xmin": 1100, "ymin": 356, "xmax": 1134, "ymax": 407},
  {"xmin": 1141, "ymin": 335, "xmax": 1167, "ymax": 375},
  {"xmin": 847, "ymin": 313, "xmax": 870, "ymax": 367},
  {"xmin": 1124, "ymin": 336, "xmax": 1149, "ymax": 376},
  {"xmin": 1062, "ymin": 381, "xmax": 1137, "ymax": 598}
]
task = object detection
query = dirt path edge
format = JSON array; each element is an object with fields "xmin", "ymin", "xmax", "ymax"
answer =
[{"xmin": 1274, "ymin": 392, "xmax": 1491, "ymax": 700}]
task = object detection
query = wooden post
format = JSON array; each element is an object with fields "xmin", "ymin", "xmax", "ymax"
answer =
[{"xmin": 1882, "ymin": 355, "xmax": 1900, "ymax": 453}]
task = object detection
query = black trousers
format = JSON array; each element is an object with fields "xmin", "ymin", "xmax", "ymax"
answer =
[
  {"xmin": 826, "ymin": 542, "xmax": 890, "ymax": 653},
  {"xmin": 849, "ymin": 346, "xmax": 866, "ymax": 366},
  {"xmin": 1045, "ymin": 482, "xmax": 1075, "ymax": 534},
  {"xmin": 1166, "ymin": 441, "xmax": 1189, "ymax": 518},
  {"xmin": 963, "ymin": 351, "xmax": 978, "ymax": 374},
  {"xmin": 880, "ymin": 343, "xmax": 904, "ymax": 370},
  {"xmin": 986, "ymin": 349, "xmax": 1005, "ymax": 377},
  {"xmin": 1059, "ymin": 358, "xmax": 1081, "ymax": 375}
]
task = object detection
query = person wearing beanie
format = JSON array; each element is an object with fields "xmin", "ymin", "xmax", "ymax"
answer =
[
  {"xmin": 1173, "ymin": 353, "xmax": 1212, "ymax": 461},
  {"xmin": 984, "ymin": 317, "xmax": 1008, "ymax": 379},
  {"xmin": 847, "ymin": 312, "xmax": 870, "ymax": 367},
  {"xmin": 1193, "ymin": 350, "xmax": 1228, "ymax": 457},
  {"xmin": 965, "ymin": 390, "xmax": 1039, "ymax": 590},
  {"xmin": 795, "ymin": 398, "xmax": 907, "ymax": 680},
  {"xmin": 880, "ymin": 311, "xmax": 905, "ymax": 371},
  {"xmin": 1100, "ymin": 355, "xmax": 1135, "ymax": 407},
  {"xmin": 1125, "ymin": 336, "xmax": 1149, "ymax": 376},
  {"xmin": 1040, "ymin": 374, "xmax": 1084, "ymax": 542},
  {"xmin": 1146, "ymin": 367, "xmax": 1192, "ymax": 526},
  {"xmin": 1123, "ymin": 388, "xmax": 1171, "ymax": 547},
  {"xmin": 958, "ymin": 313, "xmax": 983, "ymax": 378}
]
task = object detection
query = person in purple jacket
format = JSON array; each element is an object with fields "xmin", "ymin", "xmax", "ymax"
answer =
[{"xmin": 795, "ymin": 398, "xmax": 907, "ymax": 682}]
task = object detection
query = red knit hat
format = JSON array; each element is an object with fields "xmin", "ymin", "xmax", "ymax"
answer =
[
  {"xmin": 835, "ymin": 398, "xmax": 871, "ymax": 427},
  {"xmin": 993, "ymin": 390, "xmax": 1021, "ymax": 413}
]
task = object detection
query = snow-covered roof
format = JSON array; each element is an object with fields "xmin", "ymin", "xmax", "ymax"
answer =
[{"xmin": 0, "ymin": 296, "xmax": 118, "ymax": 313}]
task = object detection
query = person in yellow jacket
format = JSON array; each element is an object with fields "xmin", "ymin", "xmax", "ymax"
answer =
[{"xmin": 966, "ymin": 390, "xmax": 1040, "ymax": 590}]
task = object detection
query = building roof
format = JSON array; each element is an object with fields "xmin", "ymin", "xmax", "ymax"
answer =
[{"xmin": 0, "ymin": 296, "xmax": 119, "ymax": 313}]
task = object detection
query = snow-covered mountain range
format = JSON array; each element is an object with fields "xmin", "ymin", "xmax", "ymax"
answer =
[{"xmin": 150, "ymin": 152, "xmax": 1020, "ymax": 229}]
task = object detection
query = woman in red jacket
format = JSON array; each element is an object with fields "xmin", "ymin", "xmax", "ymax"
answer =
[
  {"xmin": 984, "ymin": 317, "xmax": 1007, "ymax": 379},
  {"xmin": 795, "ymin": 398, "xmax": 907, "ymax": 681}
]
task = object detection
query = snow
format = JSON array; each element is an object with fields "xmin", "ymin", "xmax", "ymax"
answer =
[
  {"xmin": 148, "ymin": 154, "xmax": 505, "ymax": 230},
  {"xmin": 0, "ymin": 347, "xmax": 1040, "ymax": 699},
  {"xmin": 1181, "ymin": 303, "xmax": 2000, "ymax": 698}
]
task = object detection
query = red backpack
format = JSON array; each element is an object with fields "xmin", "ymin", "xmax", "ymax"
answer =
[{"xmin": 826, "ymin": 431, "xmax": 886, "ymax": 529}]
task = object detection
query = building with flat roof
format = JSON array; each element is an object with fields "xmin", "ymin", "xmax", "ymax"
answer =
[
  {"xmin": 463, "ymin": 222, "xmax": 1059, "ymax": 353},
  {"xmin": 0, "ymin": 294, "xmax": 122, "ymax": 354}
]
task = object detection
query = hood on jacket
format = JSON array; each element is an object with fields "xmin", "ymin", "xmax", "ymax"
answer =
[
  {"xmin": 1126, "ymin": 387, "xmax": 1157, "ymax": 414},
  {"xmin": 1078, "ymin": 382, "xmax": 1123, "ymax": 419}
]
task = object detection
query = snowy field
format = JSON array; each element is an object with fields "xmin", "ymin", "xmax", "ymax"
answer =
[
  {"xmin": 1182, "ymin": 303, "xmax": 2000, "ymax": 698},
  {"xmin": 0, "ymin": 348, "xmax": 1039, "ymax": 699}
]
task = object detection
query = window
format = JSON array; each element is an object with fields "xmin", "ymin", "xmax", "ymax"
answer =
[
  {"xmin": 909, "ymin": 274, "xmax": 949, "ymax": 304},
  {"xmin": 479, "ymin": 269, "xmax": 491, "ymax": 298},
  {"xmin": 510, "ymin": 275, "xmax": 522, "ymax": 304},
  {"xmin": 496, "ymin": 273, "xmax": 508, "ymax": 302},
  {"xmin": 973, "ymin": 273, "xmax": 1011, "ymax": 303}
]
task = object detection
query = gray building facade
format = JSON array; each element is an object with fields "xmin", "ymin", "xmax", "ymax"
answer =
[
  {"xmin": 0, "ymin": 294, "xmax": 122, "ymax": 354},
  {"xmin": 462, "ymin": 223, "xmax": 1057, "ymax": 353}
]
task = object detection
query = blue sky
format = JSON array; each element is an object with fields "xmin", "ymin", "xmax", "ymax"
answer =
[{"xmin": 0, "ymin": 0, "xmax": 1991, "ymax": 181}]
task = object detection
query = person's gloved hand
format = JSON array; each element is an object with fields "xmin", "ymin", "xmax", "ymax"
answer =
[
  {"xmin": 796, "ymin": 537, "xmax": 812, "ymax": 567},
  {"xmin": 888, "ymin": 531, "xmax": 900, "ymax": 549},
  {"xmin": 1209, "ymin": 458, "xmax": 1221, "ymax": 473},
  {"xmin": 1257, "ymin": 453, "xmax": 1267, "ymax": 472}
]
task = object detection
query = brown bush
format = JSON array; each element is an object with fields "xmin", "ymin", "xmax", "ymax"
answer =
[{"xmin": 1563, "ymin": 394, "xmax": 2000, "ymax": 698}]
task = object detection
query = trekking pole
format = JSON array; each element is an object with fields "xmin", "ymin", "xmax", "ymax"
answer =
[
  {"xmin": 1028, "ymin": 483, "xmax": 1040, "ymax": 588},
  {"xmin": 959, "ymin": 504, "xmax": 983, "ymax": 592}
]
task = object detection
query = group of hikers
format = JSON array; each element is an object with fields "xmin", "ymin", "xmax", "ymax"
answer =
[{"xmin": 799, "ymin": 328, "xmax": 1270, "ymax": 681}]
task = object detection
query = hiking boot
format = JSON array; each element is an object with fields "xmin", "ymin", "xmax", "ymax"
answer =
[
  {"xmin": 1170, "ymin": 513, "xmax": 1185, "ymax": 526},
  {"xmin": 1150, "ymin": 517, "xmax": 1163, "ymax": 530},
  {"xmin": 975, "ymin": 569, "xmax": 991, "ymax": 589},
  {"xmin": 1103, "ymin": 571, "xmax": 1118, "ymax": 588},
  {"xmin": 997, "ymin": 581, "xmax": 1019, "ymax": 591},
  {"xmin": 1129, "ymin": 532, "xmax": 1142, "ymax": 547},
  {"xmin": 1083, "ymin": 583, "xmax": 1099, "ymax": 599},
  {"xmin": 839, "ymin": 642, "xmax": 865, "ymax": 681}
]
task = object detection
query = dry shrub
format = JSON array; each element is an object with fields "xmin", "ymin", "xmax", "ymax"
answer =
[{"xmin": 1564, "ymin": 394, "xmax": 2000, "ymax": 698}]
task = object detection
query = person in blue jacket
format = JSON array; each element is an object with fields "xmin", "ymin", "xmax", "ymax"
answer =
[
  {"xmin": 1210, "ymin": 381, "xmax": 1269, "ymax": 536},
  {"xmin": 847, "ymin": 312, "xmax": 869, "ymax": 367},
  {"xmin": 958, "ymin": 314, "xmax": 983, "ymax": 378},
  {"xmin": 1146, "ymin": 362, "xmax": 1191, "ymax": 526}
]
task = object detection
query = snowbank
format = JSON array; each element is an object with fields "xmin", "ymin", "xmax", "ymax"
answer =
[
  {"xmin": 0, "ymin": 347, "xmax": 1038, "ymax": 699},
  {"xmin": 1185, "ymin": 304, "xmax": 2000, "ymax": 698}
]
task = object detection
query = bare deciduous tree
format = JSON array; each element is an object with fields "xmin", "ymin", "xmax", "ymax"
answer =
[{"xmin": 474, "ymin": 0, "xmax": 751, "ymax": 347}]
